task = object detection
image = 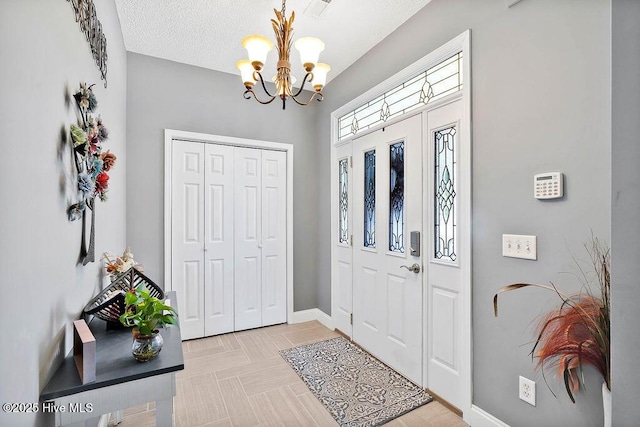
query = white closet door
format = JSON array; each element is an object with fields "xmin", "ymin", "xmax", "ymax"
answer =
[
  {"xmin": 172, "ymin": 140, "xmax": 205, "ymax": 340},
  {"xmin": 204, "ymin": 144, "xmax": 235, "ymax": 336},
  {"xmin": 261, "ymin": 150, "xmax": 287, "ymax": 327},
  {"xmin": 234, "ymin": 147, "xmax": 263, "ymax": 331}
]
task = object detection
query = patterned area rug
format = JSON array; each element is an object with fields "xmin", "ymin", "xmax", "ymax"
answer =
[{"xmin": 280, "ymin": 337, "xmax": 432, "ymax": 426}]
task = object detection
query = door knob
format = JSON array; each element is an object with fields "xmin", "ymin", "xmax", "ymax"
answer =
[{"xmin": 400, "ymin": 263, "xmax": 421, "ymax": 273}]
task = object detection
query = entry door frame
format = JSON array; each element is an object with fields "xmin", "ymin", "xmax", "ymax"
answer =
[
  {"xmin": 164, "ymin": 129, "xmax": 295, "ymax": 325},
  {"xmin": 330, "ymin": 30, "xmax": 471, "ymax": 416}
]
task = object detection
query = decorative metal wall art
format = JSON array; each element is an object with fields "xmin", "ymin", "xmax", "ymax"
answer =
[
  {"xmin": 68, "ymin": 83, "xmax": 117, "ymax": 265},
  {"xmin": 67, "ymin": 0, "xmax": 108, "ymax": 88}
]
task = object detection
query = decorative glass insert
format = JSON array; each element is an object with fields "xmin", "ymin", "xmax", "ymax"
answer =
[
  {"xmin": 434, "ymin": 126, "xmax": 457, "ymax": 261},
  {"xmin": 389, "ymin": 141, "xmax": 405, "ymax": 253},
  {"xmin": 338, "ymin": 52, "xmax": 463, "ymax": 141},
  {"xmin": 338, "ymin": 158, "xmax": 349, "ymax": 244},
  {"xmin": 364, "ymin": 150, "xmax": 376, "ymax": 248}
]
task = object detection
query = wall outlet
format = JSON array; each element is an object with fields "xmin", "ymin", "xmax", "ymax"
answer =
[
  {"xmin": 519, "ymin": 376, "xmax": 536, "ymax": 406},
  {"xmin": 502, "ymin": 234, "xmax": 537, "ymax": 260}
]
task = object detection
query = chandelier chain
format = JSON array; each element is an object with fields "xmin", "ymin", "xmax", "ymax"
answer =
[{"xmin": 281, "ymin": 0, "xmax": 286, "ymax": 16}]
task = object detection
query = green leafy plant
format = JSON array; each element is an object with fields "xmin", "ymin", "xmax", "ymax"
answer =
[
  {"xmin": 119, "ymin": 286, "xmax": 177, "ymax": 336},
  {"xmin": 493, "ymin": 236, "xmax": 610, "ymax": 403}
]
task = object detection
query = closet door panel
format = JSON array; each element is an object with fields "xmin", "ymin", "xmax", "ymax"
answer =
[
  {"xmin": 204, "ymin": 144, "xmax": 235, "ymax": 336},
  {"xmin": 172, "ymin": 141, "xmax": 205, "ymax": 340},
  {"xmin": 234, "ymin": 147, "xmax": 263, "ymax": 331},
  {"xmin": 261, "ymin": 150, "xmax": 287, "ymax": 326}
]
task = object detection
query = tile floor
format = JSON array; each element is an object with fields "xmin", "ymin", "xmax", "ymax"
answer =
[{"xmin": 111, "ymin": 321, "xmax": 468, "ymax": 426}]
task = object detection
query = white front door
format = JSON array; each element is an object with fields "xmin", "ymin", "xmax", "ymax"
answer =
[
  {"xmin": 352, "ymin": 115, "xmax": 423, "ymax": 384},
  {"xmin": 424, "ymin": 99, "xmax": 465, "ymax": 409}
]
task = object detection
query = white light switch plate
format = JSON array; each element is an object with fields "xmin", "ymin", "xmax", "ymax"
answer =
[{"xmin": 502, "ymin": 234, "xmax": 537, "ymax": 260}]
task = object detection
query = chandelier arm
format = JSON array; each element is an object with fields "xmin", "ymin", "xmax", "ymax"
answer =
[
  {"xmin": 254, "ymin": 70, "xmax": 277, "ymax": 99},
  {"xmin": 243, "ymin": 88, "xmax": 278, "ymax": 105},
  {"xmin": 289, "ymin": 71, "xmax": 314, "ymax": 98},
  {"xmin": 289, "ymin": 89, "xmax": 324, "ymax": 106}
]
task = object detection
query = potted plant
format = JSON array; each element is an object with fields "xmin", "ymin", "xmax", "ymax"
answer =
[
  {"xmin": 119, "ymin": 286, "xmax": 177, "ymax": 362},
  {"xmin": 493, "ymin": 237, "xmax": 610, "ymax": 424}
]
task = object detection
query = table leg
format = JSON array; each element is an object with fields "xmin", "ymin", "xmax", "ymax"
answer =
[
  {"xmin": 155, "ymin": 397, "xmax": 174, "ymax": 427},
  {"xmin": 65, "ymin": 416, "xmax": 101, "ymax": 427},
  {"xmin": 111, "ymin": 410, "xmax": 123, "ymax": 425}
]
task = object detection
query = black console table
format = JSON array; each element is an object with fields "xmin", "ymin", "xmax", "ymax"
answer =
[{"xmin": 40, "ymin": 291, "xmax": 183, "ymax": 426}]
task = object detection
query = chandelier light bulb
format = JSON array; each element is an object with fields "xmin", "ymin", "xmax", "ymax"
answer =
[
  {"xmin": 272, "ymin": 74, "xmax": 297, "ymax": 96},
  {"xmin": 311, "ymin": 63, "xmax": 331, "ymax": 91},
  {"xmin": 242, "ymin": 35, "xmax": 273, "ymax": 70},
  {"xmin": 236, "ymin": 60, "xmax": 257, "ymax": 88},
  {"xmin": 294, "ymin": 37, "xmax": 325, "ymax": 72}
]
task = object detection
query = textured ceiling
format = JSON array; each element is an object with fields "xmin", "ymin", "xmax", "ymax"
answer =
[{"xmin": 114, "ymin": 0, "xmax": 430, "ymax": 86}]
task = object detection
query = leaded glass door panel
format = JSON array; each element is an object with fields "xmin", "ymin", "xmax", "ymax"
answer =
[
  {"xmin": 352, "ymin": 114, "xmax": 423, "ymax": 385},
  {"xmin": 333, "ymin": 142, "xmax": 353, "ymax": 336},
  {"xmin": 424, "ymin": 99, "xmax": 464, "ymax": 409}
]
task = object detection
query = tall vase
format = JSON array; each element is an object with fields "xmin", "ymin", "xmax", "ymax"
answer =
[{"xmin": 602, "ymin": 382, "xmax": 611, "ymax": 427}]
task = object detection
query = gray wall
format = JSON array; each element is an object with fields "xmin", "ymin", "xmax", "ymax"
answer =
[
  {"xmin": 125, "ymin": 53, "xmax": 319, "ymax": 311},
  {"xmin": 611, "ymin": 0, "xmax": 640, "ymax": 425},
  {"xmin": 0, "ymin": 1, "xmax": 127, "ymax": 426},
  {"xmin": 316, "ymin": 0, "xmax": 610, "ymax": 425}
]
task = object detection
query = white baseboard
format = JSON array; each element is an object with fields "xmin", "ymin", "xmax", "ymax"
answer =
[
  {"xmin": 315, "ymin": 309, "xmax": 334, "ymax": 330},
  {"xmin": 292, "ymin": 308, "xmax": 334, "ymax": 330},
  {"xmin": 465, "ymin": 405, "xmax": 510, "ymax": 427}
]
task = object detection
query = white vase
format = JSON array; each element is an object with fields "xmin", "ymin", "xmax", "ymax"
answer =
[{"xmin": 602, "ymin": 382, "xmax": 611, "ymax": 427}]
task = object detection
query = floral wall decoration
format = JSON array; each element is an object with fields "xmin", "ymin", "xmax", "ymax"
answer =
[{"xmin": 68, "ymin": 83, "xmax": 116, "ymax": 265}]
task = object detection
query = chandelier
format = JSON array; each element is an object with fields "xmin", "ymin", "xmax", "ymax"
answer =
[{"xmin": 236, "ymin": 0, "xmax": 330, "ymax": 110}]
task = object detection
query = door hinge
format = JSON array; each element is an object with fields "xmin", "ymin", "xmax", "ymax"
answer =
[
  {"xmin": 349, "ymin": 156, "xmax": 353, "ymax": 167},
  {"xmin": 350, "ymin": 235, "xmax": 353, "ymax": 247},
  {"xmin": 350, "ymin": 313, "xmax": 353, "ymax": 325}
]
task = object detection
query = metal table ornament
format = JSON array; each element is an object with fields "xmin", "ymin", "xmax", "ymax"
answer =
[{"xmin": 83, "ymin": 268, "xmax": 164, "ymax": 329}]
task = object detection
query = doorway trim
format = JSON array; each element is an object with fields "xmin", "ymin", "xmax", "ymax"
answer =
[
  {"xmin": 163, "ymin": 129, "xmax": 295, "ymax": 325},
  {"xmin": 330, "ymin": 30, "xmax": 472, "ymax": 417}
]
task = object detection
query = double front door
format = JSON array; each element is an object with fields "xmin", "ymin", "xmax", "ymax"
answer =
[
  {"xmin": 171, "ymin": 141, "xmax": 287, "ymax": 340},
  {"xmin": 334, "ymin": 100, "xmax": 465, "ymax": 409}
]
